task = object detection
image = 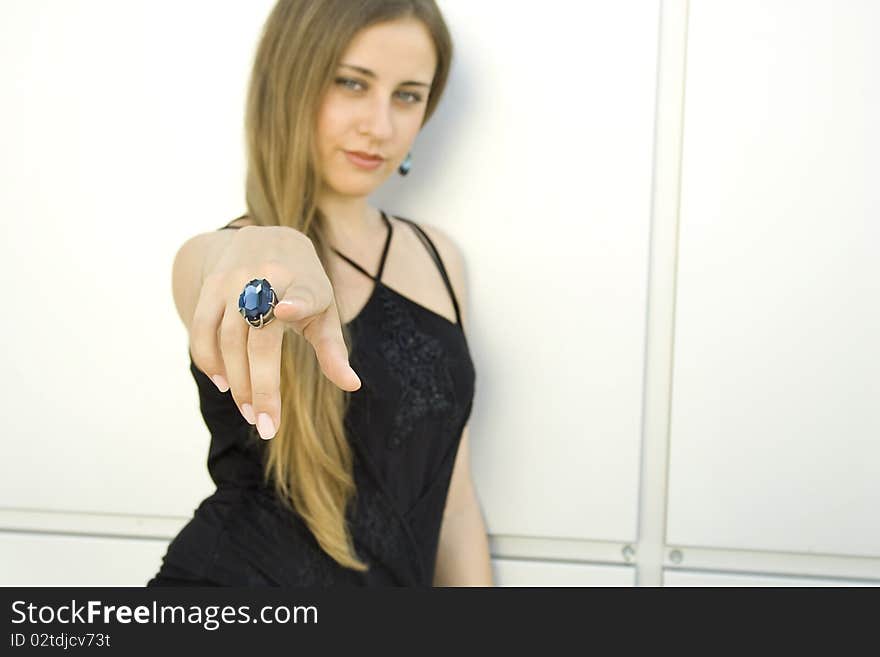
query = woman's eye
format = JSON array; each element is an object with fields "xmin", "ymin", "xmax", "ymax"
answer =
[
  {"xmin": 336, "ymin": 77, "xmax": 364, "ymax": 91},
  {"xmin": 397, "ymin": 91, "xmax": 423, "ymax": 104}
]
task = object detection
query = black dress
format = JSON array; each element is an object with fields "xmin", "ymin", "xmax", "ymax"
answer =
[{"xmin": 147, "ymin": 211, "xmax": 476, "ymax": 587}]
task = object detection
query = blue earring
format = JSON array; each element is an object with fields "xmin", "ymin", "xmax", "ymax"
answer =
[{"xmin": 398, "ymin": 152, "xmax": 412, "ymax": 176}]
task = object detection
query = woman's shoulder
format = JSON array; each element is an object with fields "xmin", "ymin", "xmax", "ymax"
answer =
[{"xmin": 395, "ymin": 216, "xmax": 464, "ymax": 274}]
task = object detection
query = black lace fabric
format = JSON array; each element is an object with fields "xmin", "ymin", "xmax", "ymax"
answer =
[{"xmin": 377, "ymin": 286, "xmax": 458, "ymax": 450}]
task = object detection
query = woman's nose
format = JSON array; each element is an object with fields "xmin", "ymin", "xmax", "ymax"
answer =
[{"xmin": 359, "ymin": 98, "xmax": 393, "ymax": 141}]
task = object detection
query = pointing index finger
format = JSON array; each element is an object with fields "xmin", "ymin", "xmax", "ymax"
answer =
[{"xmin": 276, "ymin": 298, "xmax": 361, "ymax": 392}]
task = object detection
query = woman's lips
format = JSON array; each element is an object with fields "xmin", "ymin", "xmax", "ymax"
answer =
[{"xmin": 344, "ymin": 150, "xmax": 385, "ymax": 170}]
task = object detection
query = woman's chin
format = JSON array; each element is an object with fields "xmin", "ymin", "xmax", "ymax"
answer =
[{"xmin": 326, "ymin": 176, "xmax": 386, "ymax": 197}]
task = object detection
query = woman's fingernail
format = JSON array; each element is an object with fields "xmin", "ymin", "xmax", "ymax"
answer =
[
  {"xmin": 241, "ymin": 403, "xmax": 256, "ymax": 425},
  {"xmin": 278, "ymin": 298, "xmax": 305, "ymax": 313},
  {"xmin": 211, "ymin": 375, "xmax": 229, "ymax": 392},
  {"xmin": 256, "ymin": 413, "xmax": 276, "ymax": 440}
]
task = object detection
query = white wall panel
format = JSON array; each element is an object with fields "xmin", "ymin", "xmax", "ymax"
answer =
[
  {"xmin": 0, "ymin": 532, "xmax": 168, "ymax": 586},
  {"xmin": 0, "ymin": 0, "xmax": 276, "ymax": 518},
  {"xmin": 664, "ymin": 568, "xmax": 878, "ymax": 587},
  {"xmin": 666, "ymin": 0, "xmax": 880, "ymax": 557},
  {"xmin": 493, "ymin": 558, "xmax": 635, "ymax": 587},
  {"xmin": 376, "ymin": 0, "xmax": 661, "ymax": 543}
]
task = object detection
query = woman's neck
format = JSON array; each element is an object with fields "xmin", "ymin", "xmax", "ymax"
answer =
[{"xmin": 318, "ymin": 196, "xmax": 382, "ymax": 247}]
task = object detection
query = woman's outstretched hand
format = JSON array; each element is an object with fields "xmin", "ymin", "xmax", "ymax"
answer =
[{"xmin": 188, "ymin": 225, "xmax": 360, "ymax": 440}]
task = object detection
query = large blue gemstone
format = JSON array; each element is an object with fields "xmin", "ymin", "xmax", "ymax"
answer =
[{"xmin": 238, "ymin": 278, "xmax": 273, "ymax": 321}]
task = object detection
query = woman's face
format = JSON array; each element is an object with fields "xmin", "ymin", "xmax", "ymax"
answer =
[{"xmin": 315, "ymin": 18, "xmax": 437, "ymax": 198}]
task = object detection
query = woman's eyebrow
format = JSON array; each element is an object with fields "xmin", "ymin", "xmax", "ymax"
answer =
[{"xmin": 339, "ymin": 63, "xmax": 431, "ymax": 88}]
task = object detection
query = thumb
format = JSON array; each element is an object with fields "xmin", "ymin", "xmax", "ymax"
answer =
[{"xmin": 274, "ymin": 284, "xmax": 318, "ymax": 320}]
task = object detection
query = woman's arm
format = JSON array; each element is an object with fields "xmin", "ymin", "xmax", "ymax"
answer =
[
  {"xmin": 419, "ymin": 223, "xmax": 493, "ymax": 586},
  {"xmin": 433, "ymin": 425, "xmax": 494, "ymax": 586}
]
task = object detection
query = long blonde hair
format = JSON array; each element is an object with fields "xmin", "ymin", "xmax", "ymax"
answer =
[{"xmin": 241, "ymin": 0, "xmax": 453, "ymax": 571}]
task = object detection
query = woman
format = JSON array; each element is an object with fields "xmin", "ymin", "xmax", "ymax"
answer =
[{"xmin": 147, "ymin": 0, "xmax": 492, "ymax": 586}]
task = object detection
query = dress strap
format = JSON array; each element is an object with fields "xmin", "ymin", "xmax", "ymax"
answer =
[
  {"xmin": 217, "ymin": 214, "xmax": 250, "ymax": 230},
  {"xmin": 396, "ymin": 216, "xmax": 462, "ymax": 326},
  {"xmin": 330, "ymin": 210, "xmax": 393, "ymax": 283}
]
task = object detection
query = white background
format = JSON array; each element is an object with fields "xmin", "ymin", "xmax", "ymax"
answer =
[{"xmin": 0, "ymin": 0, "xmax": 877, "ymax": 586}]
